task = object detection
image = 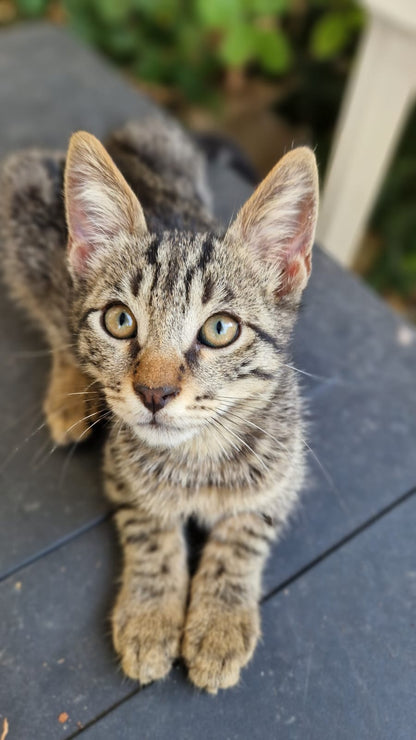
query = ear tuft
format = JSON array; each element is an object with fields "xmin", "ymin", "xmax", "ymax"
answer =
[
  {"xmin": 228, "ymin": 147, "xmax": 318, "ymax": 299},
  {"xmin": 65, "ymin": 131, "xmax": 147, "ymax": 275}
]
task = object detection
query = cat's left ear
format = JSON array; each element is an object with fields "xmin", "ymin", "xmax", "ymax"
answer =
[
  {"xmin": 227, "ymin": 147, "xmax": 318, "ymax": 300},
  {"xmin": 65, "ymin": 131, "xmax": 147, "ymax": 276}
]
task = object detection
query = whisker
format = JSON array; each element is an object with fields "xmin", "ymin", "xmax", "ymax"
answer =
[
  {"xmin": 221, "ymin": 407, "xmax": 289, "ymax": 453},
  {"xmin": 299, "ymin": 436, "xmax": 348, "ymax": 514},
  {"xmin": 31, "ymin": 404, "xmax": 108, "ymax": 470},
  {"xmin": 212, "ymin": 416, "xmax": 269, "ymax": 473},
  {"xmin": 2, "ymin": 397, "xmax": 43, "ymax": 435},
  {"xmin": 216, "ymin": 393, "xmax": 276, "ymax": 407},
  {"xmin": 207, "ymin": 418, "xmax": 241, "ymax": 457},
  {"xmin": 63, "ymin": 390, "xmax": 102, "ymax": 398},
  {"xmin": 201, "ymin": 418, "xmax": 234, "ymax": 462},
  {"xmin": 58, "ymin": 410, "xmax": 113, "ymax": 488},
  {"xmin": 57, "ymin": 407, "xmax": 108, "ymax": 440},
  {"xmin": 0, "ymin": 414, "xmax": 52, "ymax": 472},
  {"xmin": 281, "ymin": 363, "xmax": 335, "ymax": 382}
]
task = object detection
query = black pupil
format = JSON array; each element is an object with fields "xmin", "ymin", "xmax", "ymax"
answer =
[
  {"xmin": 119, "ymin": 312, "xmax": 128, "ymax": 327},
  {"xmin": 216, "ymin": 320, "xmax": 223, "ymax": 335}
]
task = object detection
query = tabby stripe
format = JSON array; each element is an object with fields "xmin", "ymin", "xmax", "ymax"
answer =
[
  {"xmin": 184, "ymin": 265, "xmax": 195, "ymax": 301},
  {"xmin": 213, "ymin": 538, "xmax": 263, "ymax": 558},
  {"xmin": 246, "ymin": 322, "xmax": 281, "ymax": 353},
  {"xmin": 128, "ymin": 337, "xmax": 141, "ymax": 362},
  {"xmin": 249, "ymin": 368, "xmax": 274, "ymax": 380},
  {"xmin": 140, "ymin": 586, "xmax": 166, "ymax": 600},
  {"xmin": 124, "ymin": 532, "xmax": 150, "ymax": 545},
  {"xmin": 184, "ymin": 345, "xmax": 198, "ymax": 369},
  {"xmin": 85, "ymin": 356, "xmax": 101, "ymax": 369},
  {"xmin": 146, "ymin": 233, "xmax": 162, "ymax": 295},
  {"xmin": 241, "ymin": 526, "xmax": 274, "ymax": 544},
  {"xmin": 202, "ymin": 275, "xmax": 214, "ymax": 304},
  {"xmin": 131, "ymin": 268, "xmax": 143, "ymax": 297},
  {"xmin": 197, "ymin": 232, "xmax": 215, "ymax": 272},
  {"xmin": 217, "ymin": 581, "xmax": 247, "ymax": 606},
  {"xmin": 235, "ymin": 368, "xmax": 274, "ymax": 381},
  {"xmin": 130, "ymin": 569, "xmax": 164, "ymax": 579},
  {"xmin": 112, "ymin": 504, "xmax": 135, "ymax": 514},
  {"xmin": 121, "ymin": 517, "xmax": 149, "ymax": 530},
  {"xmin": 78, "ymin": 307, "xmax": 98, "ymax": 330},
  {"xmin": 146, "ymin": 233, "xmax": 161, "ymax": 265},
  {"xmin": 222, "ymin": 286, "xmax": 235, "ymax": 302},
  {"xmin": 120, "ymin": 516, "xmax": 153, "ymax": 528},
  {"xmin": 123, "ymin": 527, "xmax": 163, "ymax": 544},
  {"xmin": 150, "ymin": 260, "xmax": 161, "ymax": 295},
  {"xmin": 230, "ymin": 540, "xmax": 264, "ymax": 558}
]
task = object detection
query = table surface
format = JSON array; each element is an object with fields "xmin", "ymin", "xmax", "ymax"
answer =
[{"xmin": 0, "ymin": 24, "xmax": 415, "ymax": 740}]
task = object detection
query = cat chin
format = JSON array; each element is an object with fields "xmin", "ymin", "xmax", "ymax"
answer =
[{"xmin": 132, "ymin": 422, "xmax": 198, "ymax": 449}]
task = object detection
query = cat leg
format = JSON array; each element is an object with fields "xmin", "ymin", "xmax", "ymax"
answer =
[
  {"xmin": 44, "ymin": 349, "xmax": 103, "ymax": 446},
  {"xmin": 111, "ymin": 504, "xmax": 189, "ymax": 684},
  {"xmin": 182, "ymin": 511, "xmax": 276, "ymax": 693}
]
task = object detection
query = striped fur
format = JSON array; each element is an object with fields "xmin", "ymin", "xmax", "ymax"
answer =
[{"xmin": 0, "ymin": 116, "xmax": 318, "ymax": 693}]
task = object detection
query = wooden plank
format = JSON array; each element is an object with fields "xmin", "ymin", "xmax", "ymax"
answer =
[
  {"xmin": 2, "ymin": 491, "xmax": 412, "ymax": 739},
  {"xmin": 78, "ymin": 494, "xmax": 416, "ymax": 739}
]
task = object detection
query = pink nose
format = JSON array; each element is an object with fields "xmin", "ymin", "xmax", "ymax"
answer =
[{"xmin": 133, "ymin": 384, "xmax": 180, "ymax": 414}]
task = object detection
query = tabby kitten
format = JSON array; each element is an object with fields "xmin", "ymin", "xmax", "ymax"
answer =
[{"xmin": 0, "ymin": 118, "xmax": 318, "ymax": 693}]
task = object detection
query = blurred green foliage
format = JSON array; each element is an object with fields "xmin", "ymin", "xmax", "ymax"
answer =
[
  {"xmin": 369, "ymin": 106, "xmax": 416, "ymax": 299},
  {"xmin": 7, "ymin": 0, "xmax": 416, "ymax": 305},
  {"xmin": 12, "ymin": 0, "xmax": 364, "ymax": 102}
]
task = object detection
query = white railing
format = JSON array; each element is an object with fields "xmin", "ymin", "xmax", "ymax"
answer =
[{"xmin": 316, "ymin": 0, "xmax": 416, "ymax": 266}]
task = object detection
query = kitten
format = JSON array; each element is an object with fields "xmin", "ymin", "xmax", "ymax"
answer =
[{"xmin": 0, "ymin": 117, "xmax": 318, "ymax": 693}]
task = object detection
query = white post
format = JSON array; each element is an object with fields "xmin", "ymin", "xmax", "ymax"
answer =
[{"xmin": 316, "ymin": 13, "xmax": 416, "ymax": 266}]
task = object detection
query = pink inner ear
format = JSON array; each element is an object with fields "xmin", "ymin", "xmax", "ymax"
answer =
[
  {"xmin": 66, "ymin": 198, "xmax": 98, "ymax": 274},
  {"xmin": 67, "ymin": 234, "xmax": 92, "ymax": 275},
  {"xmin": 275, "ymin": 218, "xmax": 314, "ymax": 298}
]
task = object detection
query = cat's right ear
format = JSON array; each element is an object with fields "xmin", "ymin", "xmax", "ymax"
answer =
[
  {"xmin": 64, "ymin": 131, "xmax": 147, "ymax": 276},
  {"xmin": 226, "ymin": 147, "xmax": 318, "ymax": 301}
]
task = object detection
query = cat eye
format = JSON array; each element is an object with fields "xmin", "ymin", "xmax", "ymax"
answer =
[
  {"xmin": 198, "ymin": 313, "xmax": 240, "ymax": 348},
  {"xmin": 103, "ymin": 304, "xmax": 137, "ymax": 339}
]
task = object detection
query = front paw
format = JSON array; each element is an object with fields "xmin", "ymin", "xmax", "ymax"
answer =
[
  {"xmin": 112, "ymin": 598, "xmax": 185, "ymax": 685},
  {"xmin": 182, "ymin": 602, "xmax": 260, "ymax": 693}
]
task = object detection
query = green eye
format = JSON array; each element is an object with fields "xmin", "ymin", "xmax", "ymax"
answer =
[
  {"xmin": 103, "ymin": 304, "xmax": 137, "ymax": 339},
  {"xmin": 198, "ymin": 313, "xmax": 240, "ymax": 348}
]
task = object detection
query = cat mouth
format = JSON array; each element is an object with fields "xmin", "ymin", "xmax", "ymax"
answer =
[
  {"xmin": 137, "ymin": 417, "xmax": 184, "ymax": 432},
  {"xmin": 133, "ymin": 415, "xmax": 200, "ymax": 447}
]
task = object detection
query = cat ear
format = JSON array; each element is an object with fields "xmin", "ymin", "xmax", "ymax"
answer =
[
  {"xmin": 228, "ymin": 147, "xmax": 318, "ymax": 299},
  {"xmin": 64, "ymin": 131, "xmax": 147, "ymax": 275}
]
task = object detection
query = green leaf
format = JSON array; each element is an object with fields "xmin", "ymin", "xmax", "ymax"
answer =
[
  {"xmin": 16, "ymin": 0, "xmax": 49, "ymax": 16},
  {"xmin": 243, "ymin": 0, "xmax": 288, "ymax": 15},
  {"xmin": 91, "ymin": 0, "xmax": 132, "ymax": 24},
  {"xmin": 131, "ymin": 0, "xmax": 176, "ymax": 13},
  {"xmin": 219, "ymin": 23, "xmax": 257, "ymax": 66},
  {"xmin": 196, "ymin": 0, "xmax": 242, "ymax": 30},
  {"xmin": 177, "ymin": 22, "xmax": 207, "ymax": 61},
  {"xmin": 102, "ymin": 27, "xmax": 140, "ymax": 60},
  {"xmin": 310, "ymin": 9, "xmax": 363, "ymax": 60},
  {"xmin": 256, "ymin": 26, "xmax": 292, "ymax": 73}
]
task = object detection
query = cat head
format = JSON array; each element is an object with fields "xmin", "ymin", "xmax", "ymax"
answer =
[{"xmin": 64, "ymin": 130, "xmax": 318, "ymax": 449}]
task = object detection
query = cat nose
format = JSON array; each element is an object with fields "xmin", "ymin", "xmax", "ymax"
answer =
[{"xmin": 133, "ymin": 384, "xmax": 180, "ymax": 414}]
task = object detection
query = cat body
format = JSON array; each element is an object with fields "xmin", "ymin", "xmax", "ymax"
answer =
[{"xmin": 0, "ymin": 117, "xmax": 318, "ymax": 692}]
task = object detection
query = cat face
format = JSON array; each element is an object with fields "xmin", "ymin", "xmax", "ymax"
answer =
[{"xmin": 65, "ymin": 131, "xmax": 318, "ymax": 449}]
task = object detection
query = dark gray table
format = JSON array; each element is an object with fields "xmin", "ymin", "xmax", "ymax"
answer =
[{"xmin": 1, "ymin": 24, "xmax": 415, "ymax": 740}]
